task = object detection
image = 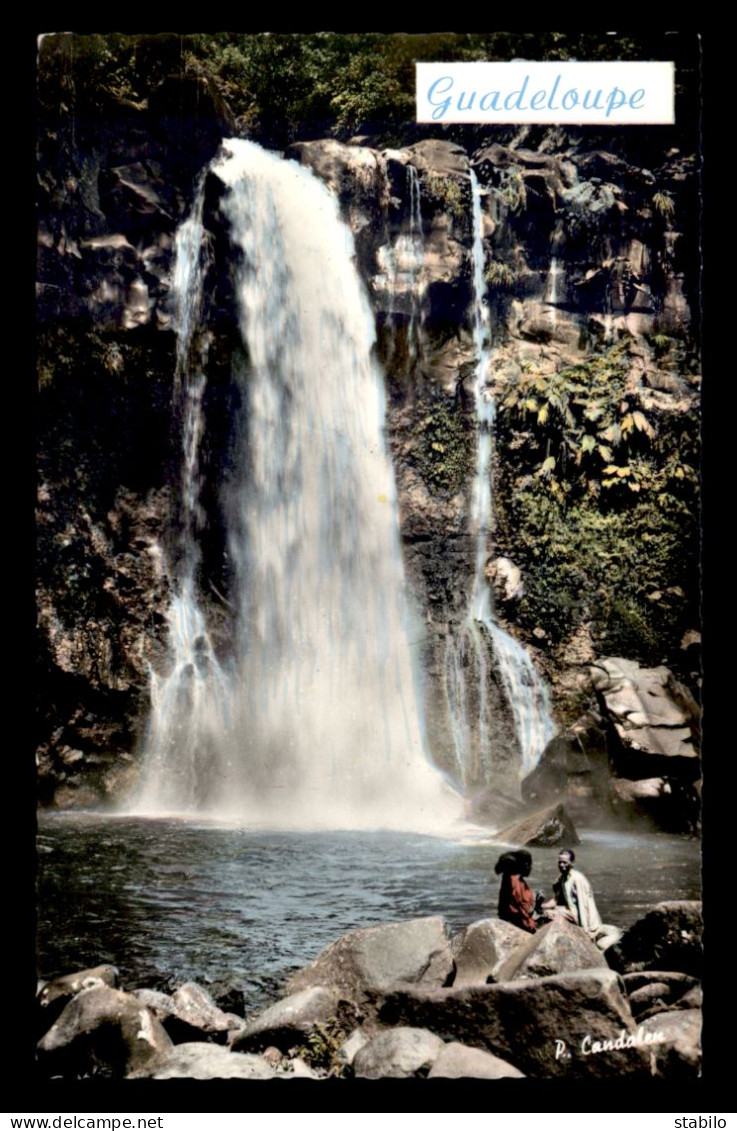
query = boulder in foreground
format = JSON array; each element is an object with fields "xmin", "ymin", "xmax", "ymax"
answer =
[
  {"xmin": 428, "ymin": 1041, "xmax": 525, "ymax": 1078},
  {"xmin": 494, "ymin": 919, "xmax": 608, "ymax": 982},
  {"xmin": 285, "ymin": 916, "xmax": 454, "ymax": 1000},
  {"xmin": 352, "ymin": 1026, "xmax": 444, "ymax": 1079},
  {"xmin": 231, "ymin": 986, "xmax": 344, "ymax": 1054},
  {"xmin": 614, "ymin": 902, "xmax": 702, "ymax": 977},
  {"xmin": 37, "ymin": 984, "xmax": 172, "ymax": 1078},
  {"xmin": 377, "ymin": 969, "xmax": 651, "ymax": 1078},
  {"xmin": 451, "ymin": 918, "xmax": 529, "ymax": 987}
]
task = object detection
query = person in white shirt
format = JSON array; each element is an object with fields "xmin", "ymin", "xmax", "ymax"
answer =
[{"xmin": 547, "ymin": 848, "xmax": 622, "ymax": 952}]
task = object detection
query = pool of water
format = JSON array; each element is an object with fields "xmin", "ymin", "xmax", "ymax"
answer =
[{"xmin": 36, "ymin": 813, "xmax": 700, "ymax": 1016}]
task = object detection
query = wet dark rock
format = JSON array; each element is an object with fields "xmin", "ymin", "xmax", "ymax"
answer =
[
  {"xmin": 494, "ymin": 919, "xmax": 608, "ymax": 982},
  {"xmin": 615, "ymin": 901, "xmax": 702, "ymax": 977},
  {"xmin": 626, "ymin": 974, "xmax": 702, "ymax": 1022},
  {"xmin": 376, "ymin": 969, "xmax": 649, "ymax": 1078},
  {"xmin": 352, "ymin": 1026, "xmax": 445, "ymax": 1079},
  {"xmin": 208, "ymin": 977, "xmax": 248, "ymax": 1018},
  {"xmin": 285, "ymin": 916, "xmax": 454, "ymax": 1000},
  {"xmin": 428, "ymin": 1041, "xmax": 525, "ymax": 1079},
  {"xmin": 451, "ymin": 918, "xmax": 529, "ymax": 987},
  {"xmin": 492, "ymin": 802, "xmax": 580, "ymax": 848},
  {"xmin": 37, "ymin": 984, "xmax": 173, "ymax": 1078},
  {"xmin": 521, "ymin": 730, "xmax": 596, "ymax": 810},
  {"xmin": 407, "ymin": 139, "xmax": 469, "ymax": 177},
  {"xmin": 622, "ymin": 970, "xmax": 699, "ymax": 995}
]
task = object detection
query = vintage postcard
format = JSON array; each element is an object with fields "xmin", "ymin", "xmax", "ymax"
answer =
[{"xmin": 33, "ymin": 31, "xmax": 704, "ymax": 1098}]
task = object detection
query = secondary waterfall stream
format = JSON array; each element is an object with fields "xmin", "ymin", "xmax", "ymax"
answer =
[
  {"xmin": 132, "ymin": 139, "xmax": 459, "ymax": 831},
  {"xmin": 445, "ymin": 172, "xmax": 556, "ymax": 787}
]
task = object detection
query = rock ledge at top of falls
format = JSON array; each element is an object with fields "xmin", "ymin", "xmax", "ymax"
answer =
[{"xmin": 285, "ymin": 916, "xmax": 454, "ymax": 1000}]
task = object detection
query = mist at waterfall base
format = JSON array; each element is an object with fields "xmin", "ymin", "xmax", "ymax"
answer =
[
  {"xmin": 129, "ymin": 139, "xmax": 460, "ymax": 833},
  {"xmin": 38, "ymin": 813, "xmax": 700, "ymax": 1014}
]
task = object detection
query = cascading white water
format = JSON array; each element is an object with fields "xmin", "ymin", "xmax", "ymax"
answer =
[
  {"xmin": 545, "ymin": 257, "xmax": 561, "ymax": 323},
  {"xmin": 445, "ymin": 172, "xmax": 556, "ymax": 784},
  {"xmin": 374, "ymin": 161, "xmax": 425, "ymax": 369},
  {"xmin": 405, "ymin": 164, "xmax": 425, "ymax": 366},
  {"xmin": 132, "ymin": 139, "xmax": 459, "ymax": 832},
  {"xmin": 544, "ymin": 221, "xmax": 566, "ymax": 326}
]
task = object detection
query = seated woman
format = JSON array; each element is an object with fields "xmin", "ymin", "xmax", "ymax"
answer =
[{"xmin": 494, "ymin": 849, "xmax": 539, "ymax": 934}]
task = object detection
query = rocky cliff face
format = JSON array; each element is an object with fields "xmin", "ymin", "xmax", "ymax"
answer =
[{"xmin": 36, "ymin": 61, "xmax": 701, "ymax": 814}]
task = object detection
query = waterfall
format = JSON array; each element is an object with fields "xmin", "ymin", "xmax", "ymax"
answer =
[
  {"xmin": 374, "ymin": 160, "xmax": 424, "ymax": 372},
  {"xmin": 445, "ymin": 172, "xmax": 556, "ymax": 787},
  {"xmin": 405, "ymin": 164, "xmax": 424, "ymax": 367},
  {"xmin": 544, "ymin": 221, "xmax": 566, "ymax": 325},
  {"xmin": 545, "ymin": 257, "xmax": 561, "ymax": 323},
  {"xmin": 132, "ymin": 139, "xmax": 459, "ymax": 832}
]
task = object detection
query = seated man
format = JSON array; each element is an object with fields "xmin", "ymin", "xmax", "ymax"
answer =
[{"xmin": 543, "ymin": 848, "xmax": 622, "ymax": 952}]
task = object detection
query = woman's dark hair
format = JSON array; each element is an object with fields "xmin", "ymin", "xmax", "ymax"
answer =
[
  {"xmin": 559, "ymin": 848, "xmax": 576, "ymax": 862},
  {"xmin": 494, "ymin": 849, "xmax": 533, "ymax": 877}
]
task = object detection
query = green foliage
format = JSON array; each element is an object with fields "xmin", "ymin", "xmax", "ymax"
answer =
[
  {"xmin": 498, "ymin": 343, "xmax": 661, "ymax": 497},
  {"xmin": 424, "ymin": 174, "xmax": 466, "ymax": 220},
  {"xmin": 414, "ymin": 402, "xmax": 470, "ymax": 495},
  {"xmin": 649, "ymin": 332, "xmax": 674, "ymax": 357},
  {"xmin": 38, "ymin": 32, "xmax": 698, "ymax": 147},
  {"xmin": 495, "ymin": 341, "xmax": 699, "ymax": 661},
  {"xmin": 496, "ymin": 169, "xmax": 527, "ymax": 213},
  {"xmin": 295, "ymin": 1018, "xmax": 347, "ymax": 1075},
  {"xmin": 484, "ymin": 261, "xmax": 517, "ymax": 289},
  {"xmin": 652, "ymin": 191, "xmax": 676, "ymax": 221}
]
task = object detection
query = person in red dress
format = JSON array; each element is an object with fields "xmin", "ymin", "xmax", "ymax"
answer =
[{"xmin": 494, "ymin": 849, "xmax": 539, "ymax": 933}]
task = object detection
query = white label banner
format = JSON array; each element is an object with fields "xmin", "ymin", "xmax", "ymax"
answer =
[{"xmin": 416, "ymin": 61, "xmax": 674, "ymax": 124}]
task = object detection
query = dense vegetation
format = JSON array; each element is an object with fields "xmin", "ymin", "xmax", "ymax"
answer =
[
  {"xmin": 38, "ymin": 31, "xmax": 700, "ymax": 148},
  {"xmin": 494, "ymin": 339, "xmax": 700, "ymax": 668}
]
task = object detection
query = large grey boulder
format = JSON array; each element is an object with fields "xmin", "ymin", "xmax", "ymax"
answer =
[
  {"xmin": 231, "ymin": 986, "xmax": 343, "ymax": 1054},
  {"xmin": 352, "ymin": 1026, "xmax": 444, "ymax": 1079},
  {"xmin": 615, "ymin": 901, "xmax": 702, "ymax": 977},
  {"xmin": 428, "ymin": 1042, "xmax": 525, "ymax": 1079},
  {"xmin": 494, "ymin": 919, "xmax": 608, "ymax": 982},
  {"xmin": 37, "ymin": 984, "xmax": 173, "ymax": 1078},
  {"xmin": 337, "ymin": 1028, "xmax": 370, "ymax": 1067},
  {"xmin": 492, "ymin": 802, "xmax": 580, "ymax": 847},
  {"xmin": 452, "ymin": 918, "xmax": 529, "ymax": 986},
  {"xmin": 132, "ymin": 983, "xmax": 243, "ymax": 1045},
  {"xmin": 377, "ymin": 969, "xmax": 650, "ymax": 1078},
  {"xmin": 639, "ymin": 1009, "xmax": 701, "ymax": 1077},
  {"xmin": 590, "ymin": 658, "xmax": 699, "ymax": 760},
  {"xmin": 149, "ymin": 1043, "xmax": 279, "ymax": 1080},
  {"xmin": 285, "ymin": 916, "xmax": 454, "ymax": 1000}
]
